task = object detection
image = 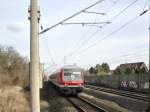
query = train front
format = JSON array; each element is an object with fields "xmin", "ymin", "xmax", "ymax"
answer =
[{"xmin": 60, "ymin": 66, "xmax": 84, "ymax": 94}]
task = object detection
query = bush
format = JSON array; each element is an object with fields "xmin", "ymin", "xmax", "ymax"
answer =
[{"xmin": 0, "ymin": 46, "xmax": 29, "ymax": 88}]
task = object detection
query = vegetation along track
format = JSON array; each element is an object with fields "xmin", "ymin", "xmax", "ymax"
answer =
[
  {"xmin": 85, "ymin": 85, "xmax": 149, "ymax": 102},
  {"xmin": 66, "ymin": 95, "xmax": 108, "ymax": 112}
]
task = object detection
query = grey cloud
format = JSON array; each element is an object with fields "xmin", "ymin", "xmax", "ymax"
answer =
[{"xmin": 6, "ymin": 22, "xmax": 27, "ymax": 33}]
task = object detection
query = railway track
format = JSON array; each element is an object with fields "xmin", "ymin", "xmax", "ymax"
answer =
[
  {"xmin": 85, "ymin": 85, "xmax": 149, "ymax": 102},
  {"xmin": 66, "ymin": 95, "xmax": 108, "ymax": 112}
]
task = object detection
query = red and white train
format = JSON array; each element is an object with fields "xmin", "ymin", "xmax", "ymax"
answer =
[{"xmin": 49, "ymin": 65, "xmax": 84, "ymax": 94}]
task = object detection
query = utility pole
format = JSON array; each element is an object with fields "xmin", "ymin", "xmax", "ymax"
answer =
[
  {"xmin": 39, "ymin": 63, "xmax": 44, "ymax": 88},
  {"xmin": 29, "ymin": 0, "xmax": 40, "ymax": 112},
  {"xmin": 148, "ymin": 4, "xmax": 150, "ymax": 112}
]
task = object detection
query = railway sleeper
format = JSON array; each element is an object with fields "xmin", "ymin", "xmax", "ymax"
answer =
[{"xmin": 61, "ymin": 87, "xmax": 83, "ymax": 94}]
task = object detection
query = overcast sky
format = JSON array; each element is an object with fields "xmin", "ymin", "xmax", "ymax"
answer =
[{"xmin": 0, "ymin": 0, "xmax": 149, "ymax": 71}]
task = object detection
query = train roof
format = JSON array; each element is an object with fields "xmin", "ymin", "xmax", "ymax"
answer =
[
  {"xmin": 63, "ymin": 65, "xmax": 82, "ymax": 69},
  {"xmin": 49, "ymin": 64, "xmax": 82, "ymax": 76}
]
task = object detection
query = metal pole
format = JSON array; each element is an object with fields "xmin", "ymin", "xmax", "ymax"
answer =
[
  {"xmin": 30, "ymin": 0, "xmax": 40, "ymax": 111},
  {"xmin": 147, "ymin": 4, "xmax": 150, "ymax": 112},
  {"xmin": 148, "ymin": 4, "xmax": 150, "ymax": 112}
]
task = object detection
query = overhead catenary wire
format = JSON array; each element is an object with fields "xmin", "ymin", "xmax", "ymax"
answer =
[
  {"xmin": 39, "ymin": 0, "xmax": 104, "ymax": 34},
  {"xmin": 51, "ymin": 1, "xmax": 108, "ymax": 65},
  {"xmin": 61, "ymin": 22, "xmax": 111, "ymax": 25},
  {"xmin": 39, "ymin": 0, "xmax": 105, "ymax": 67},
  {"xmin": 44, "ymin": 40, "xmax": 55, "ymax": 65},
  {"xmin": 66, "ymin": 0, "xmax": 121, "ymax": 56},
  {"xmin": 67, "ymin": 8, "xmax": 149, "ymax": 58},
  {"xmin": 40, "ymin": 24, "xmax": 56, "ymax": 65},
  {"xmin": 88, "ymin": 47, "xmax": 149, "ymax": 68},
  {"xmin": 110, "ymin": 0, "xmax": 139, "ymax": 21},
  {"xmin": 83, "ymin": 24, "xmax": 103, "ymax": 28},
  {"xmin": 108, "ymin": 49, "xmax": 148, "ymax": 61},
  {"xmin": 39, "ymin": 0, "xmax": 147, "ymax": 67},
  {"xmin": 108, "ymin": 54, "xmax": 148, "ymax": 65},
  {"xmin": 111, "ymin": 52, "xmax": 148, "ymax": 63},
  {"xmin": 67, "ymin": 2, "xmax": 106, "ymax": 54},
  {"xmin": 143, "ymin": 0, "xmax": 150, "ymax": 11},
  {"xmin": 66, "ymin": 0, "xmax": 139, "ymax": 57},
  {"xmin": 83, "ymin": 11, "xmax": 106, "ymax": 15},
  {"xmin": 78, "ymin": 0, "xmax": 139, "ymax": 47}
]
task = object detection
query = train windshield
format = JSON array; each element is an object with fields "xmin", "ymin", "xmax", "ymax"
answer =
[{"xmin": 64, "ymin": 69, "xmax": 82, "ymax": 81}]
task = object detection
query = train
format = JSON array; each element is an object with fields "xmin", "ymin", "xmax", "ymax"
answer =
[{"xmin": 49, "ymin": 65, "xmax": 84, "ymax": 94}]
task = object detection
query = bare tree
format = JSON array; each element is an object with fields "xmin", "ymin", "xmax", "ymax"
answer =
[{"xmin": 0, "ymin": 46, "xmax": 29, "ymax": 88}]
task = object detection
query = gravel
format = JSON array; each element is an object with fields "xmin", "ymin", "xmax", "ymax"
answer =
[
  {"xmin": 83, "ymin": 88, "xmax": 148, "ymax": 112},
  {"xmin": 40, "ymin": 82, "xmax": 77, "ymax": 112}
]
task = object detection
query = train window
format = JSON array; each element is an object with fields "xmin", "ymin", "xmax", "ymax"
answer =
[{"xmin": 64, "ymin": 69, "xmax": 82, "ymax": 81}]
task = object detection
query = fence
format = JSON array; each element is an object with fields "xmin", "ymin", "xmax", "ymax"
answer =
[{"xmin": 85, "ymin": 73, "xmax": 149, "ymax": 90}]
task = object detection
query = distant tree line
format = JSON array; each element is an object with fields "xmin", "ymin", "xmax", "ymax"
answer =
[
  {"xmin": 114, "ymin": 65, "xmax": 148, "ymax": 75},
  {"xmin": 89, "ymin": 63, "xmax": 110, "ymax": 75},
  {"xmin": 0, "ymin": 46, "xmax": 29, "ymax": 88},
  {"xmin": 88, "ymin": 62, "xmax": 148, "ymax": 75}
]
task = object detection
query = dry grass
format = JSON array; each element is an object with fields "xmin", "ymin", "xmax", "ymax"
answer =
[{"xmin": 0, "ymin": 86, "xmax": 30, "ymax": 112}]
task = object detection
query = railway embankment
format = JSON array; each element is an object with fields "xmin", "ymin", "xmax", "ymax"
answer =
[
  {"xmin": 78, "ymin": 93, "xmax": 129, "ymax": 112},
  {"xmin": 40, "ymin": 82, "xmax": 78, "ymax": 112},
  {"xmin": 0, "ymin": 46, "xmax": 31, "ymax": 112},
  {"xmin": 0, "ymin": 86, "xmax": 30, "ymax": 112},
  {"xmin": 83, "ymin": 87, "xmax": 148, "ymax": 112},
  {"xmin": 0, "ymin": 82, "xmax": 80, "ymax": 112}
]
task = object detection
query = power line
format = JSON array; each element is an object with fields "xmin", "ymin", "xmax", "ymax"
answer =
[
  {"xmin": 40, "ymin": 24, "xmax": 55, "ymax": 65},
  {"xmin": 44, "ymin": 40, "xmax": 55, "ymax": 65},
  {"xmin": 39, "ymin": 1, "xmax": 107, "ymax": 66},
  {"xmin": 109, "ymin": 53, "xmax": 148, "ymax": 64},
  {"xmin": 67, "ymin": 2, "xmax": 107, "ymax": 55},
  {"xmin": 104, "ymin": 0, "xmax": 121, "ymax": 13},
  {"xmin": 61, "ymin": 22, "xmax": 111, "ymax": 25},
  {"xmin": 66, "ymin": 0, "xmax": 121, "ymax": 57},
  {"xmin": 68, "ymin": 8, "xmax": 149, "ymax": 57},
  {"xmin": 40, "ymin": 0, "xmax": 104, "ymax": 34},
  {"xmin": 110, "ymin": 0, "xmax": 138, "ymax": 21},
  {"xmin": 82, "ymin": 24, "xmax": 103, "ymax": 28},
  {"xmin": 74, "ymin": 17, "xmax": 139, "ymax": 55},
  {"xmin": 78, "ymin": 0, "xmax": 139, "ymax": 48},
  {"xmin": 143, "ymin": 0, "xmax": 150, "ymax": 11},
  {"xmin": 102, "ymin": 51, "xmax": 148, "ymax": 64},
  {"xmin": 83, "ymin": 11, "xmax": 106, "ymax": 15},
  {"xmin": 67, "ymin": 0, "xmax": 139, "ymax": 57}
]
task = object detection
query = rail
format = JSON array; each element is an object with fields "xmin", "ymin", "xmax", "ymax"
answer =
[
  {"xmin": 85, "ymin": 85, "xmax": 149, "ymax": 102},
  {"xmin": 66, "ymin": 96, "xmax": 108, "ymax": 112}
]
